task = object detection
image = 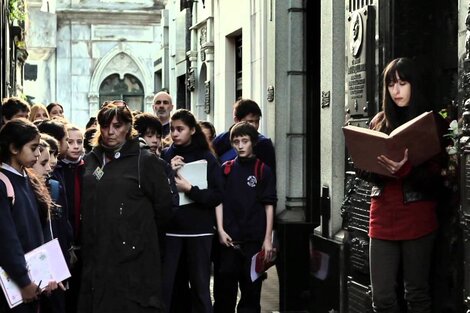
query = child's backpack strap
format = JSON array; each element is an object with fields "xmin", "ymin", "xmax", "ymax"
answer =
[
  {"xmin": 49, "ymin": 179, "xmax": 61, "ymax": 203},
  {"xmin": 254, "ymin": 159, "xmax": 265, "ymax": 182},
  {"xmin": 0, "ymin": 171, "xmax": 15, "ymax": 206},
  {"xmin": 223, "ymin": 160, "xmax": 236, "ymax": 176}
]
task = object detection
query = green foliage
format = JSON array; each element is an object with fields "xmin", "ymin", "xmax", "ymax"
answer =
[{"xmin": 9, "ymin": 0, "xmax": 25, "ymax": 23}]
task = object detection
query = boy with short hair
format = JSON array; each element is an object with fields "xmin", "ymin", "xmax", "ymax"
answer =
[
  {"xmin": 213, "ymin": 121, "xmax": 277, "ymax": 313},
  {"xmin": 212, "ymin": 99, "xmax": 276, "ymax": 173},
  {"xmin": 1, "ymin": 96, "xmax": 30, "ymax": 124},
  {"xmin": 134, "ymin": 112, "xmax": 163, "ymax": 156}
]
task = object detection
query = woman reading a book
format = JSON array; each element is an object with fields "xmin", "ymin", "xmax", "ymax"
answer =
[
  {"xmin": 361, "ymin": 57, "xmax": 448, "ymax": 313},
  {"xmin": 77, "ymin": 102, "xmax": 173, "ymax": 313}
]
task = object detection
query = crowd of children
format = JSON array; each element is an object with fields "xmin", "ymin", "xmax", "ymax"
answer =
[{"xmin": 0, "ymin": 94, "xmax": 277, "ymax": 313}]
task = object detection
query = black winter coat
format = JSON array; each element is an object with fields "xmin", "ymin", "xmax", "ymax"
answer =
[{"xmin": 77, "ymin": 138, "xmax": 173, "ymax": 313}]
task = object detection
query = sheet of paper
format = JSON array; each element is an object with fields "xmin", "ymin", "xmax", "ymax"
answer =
[
  {"xmin": 250, "ymin": 251, "xmax": 263, "ymax": 282},
  {"xmin": 178, "ymin": 160, "xmax": 208, "ymax": 206},
  {"xmin": 0, "ymin": 239, "xmax": 71, "ymax": 308}
]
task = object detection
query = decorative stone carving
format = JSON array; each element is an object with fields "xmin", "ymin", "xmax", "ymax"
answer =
[
  {"xmin": 267, "ymin": 85, "xmax": 275, "ymax": 102},
  {"xmin": 204, "ymin": 80, "xmax": 210, "ymax": 114},
  {"xmin": 200, "ymin": 26, "xmax": 207, "ymax": 46},
  {"xmin": 187, "ymin": 69, "xmax": 195, "ymax": 92}
]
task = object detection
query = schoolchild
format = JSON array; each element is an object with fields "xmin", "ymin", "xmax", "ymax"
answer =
[
  {"xmin": 359, "ymin": 57, "xmax": 448, "ymax": 313},
  {"xmin": 2, "ymin": 97, "xmax": 30, "ymax": 124},
  {"xmin": 46, "ymin": 103, "xmax": 64, "ymax": 120},
  {"xmin": 212, "ymin": 122, "xmax": 277, "ymax": 313},
  {"xmin": 29, "ymin": 104, "xmax": 50, "ymax": 122},
  {"xmin": 212, "ymin": 99, "xmax": 276, "ymax": 172},
  {"xmin": 134, "ymin": 112, "xmax": 164, "ymax": 156},
  {"xmin": 134, "ymin": 112, "xmax": 179, "ymax": 237},
  {"xmin": 36, "ymin": 120, "xmax": 82, "ymax": 312},
  {"xmin": 58, "ymin": 125, "xmax": 85, "ymax": 313},
  {"xmin": 31, "ymin": 138, "xmax": 53, "ymax": 181},
  {"xmin": 161, "ymin": 109, "xmax": 224, "ymax": 313},
  {"xmin": 0, "ymin": 119, "xmax": 61, "ymax": 313},
  {"xmin": 32, "ymin": 137, "xmax": 68, "ymax": 313},
  {"xmin": 198, "ymin": 121, "xmax": 216, "ymax": 142}
]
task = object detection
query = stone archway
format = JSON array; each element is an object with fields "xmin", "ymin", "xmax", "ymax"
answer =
[{"xmin": 88, "ymin": 44, "xmax": 154, "ymax": 115}]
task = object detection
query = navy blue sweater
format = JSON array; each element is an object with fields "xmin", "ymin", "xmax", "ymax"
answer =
[
  {"xmin": 222, "ymin": 157, "xmax": 277, "ymax": 242},
  {"xmin": 212, "ymin": 130, "xmax": 276, "ymax": 174},
  {"xmin": 162, "ymin": 143, "xmax": 224, "ymax": 235},
  {"xmin": 0, "ymin": 169, "xmax": 48, "ymax": 289}
]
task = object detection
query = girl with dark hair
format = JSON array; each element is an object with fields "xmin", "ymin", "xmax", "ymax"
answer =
[
  {"xmin": 78, "ymin": 103, "xmax": 173, "ymax": 313},
  {"xmin": 161, "ymin": 109, "xmax": 224, "ymax": 313},
  {"xmin": 46, "ymin": 103, "xmax": 64, "ymax": 120},
  {"xmin": 36, "ymin": 119, "xmax": 69, "ymax": 159},
  {"xmin": 363, "ymin": 58, "xmax": 448, "ymax": 313},
  {"xmin": 0, "ymin": 119, "xmax": 61, "ymax": 313}
]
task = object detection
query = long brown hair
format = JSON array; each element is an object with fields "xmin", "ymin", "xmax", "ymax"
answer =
[
  {"xmin": 374, "ymin": 57, "xmax": 428, "ymax": 133},
  {"xmin": 0, "ymin": 119, "xmax": 52, "ymax": 223}
]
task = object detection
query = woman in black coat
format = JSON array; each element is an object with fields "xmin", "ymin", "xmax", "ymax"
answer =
[{"xmin": 77, "ymin": 102, "xmax": 173, "ymax": 313}]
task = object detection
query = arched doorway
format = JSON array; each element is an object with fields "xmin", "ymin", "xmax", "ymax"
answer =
[{"xmin": 99, "ymin": 74, "xmax": 144, "ymax": 112}]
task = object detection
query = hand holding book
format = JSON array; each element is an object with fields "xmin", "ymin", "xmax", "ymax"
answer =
[
  {"xmin": 377, "ymin": 148, "xmax": 409, "ymax": 176},
  {"xmin": 343, "ymin": 111, "xmax": 441, "ymax": 176}
]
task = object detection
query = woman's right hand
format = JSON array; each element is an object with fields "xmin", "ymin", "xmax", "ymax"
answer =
[
  {"xmin": 20, "ymin": 282, "xmax": 39, "ymax": 303},
  {"xmin": 170, "ymin": 155, "xmax": 185, "ymax": 171},
  {"xmin": 218, "ymin": 229, "xmax": 233, "ymax": 247},
  {"xmin": 377, "ymin": 148, "xmax": 409, "ymax": 175}
]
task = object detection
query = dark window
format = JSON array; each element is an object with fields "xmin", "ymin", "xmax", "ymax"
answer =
[
  {"xmin": 99, "ymin": 74, "xmax": 144, "ymax": 112},
  {"xmin": 235, "ymin": 35, "xmax": 242, "ymax": 100},
  {"xmin": 176, "ymin": 74, "xmax": 187, "ymax": 110},
  {"xmin": 24, "ymin": 64, "xmax": 38, "ymax": 81}
]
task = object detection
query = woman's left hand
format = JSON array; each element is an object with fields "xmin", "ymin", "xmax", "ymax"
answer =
[
  {"xmin": 175, "ymin": 173, "xmax": 192, "ymax": 193},
  {"xmin": 262, "ymin": 240, "xmax": 274, "ymax": 262},
  {"xmin": 377, "ymin": 148, "xmax": 408, "ymax": 175}
]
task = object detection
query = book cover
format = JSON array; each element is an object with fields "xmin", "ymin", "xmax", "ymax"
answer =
[
  {"xmin": 342, "ymin": 111, "xmax": 441, "ymax": 176},
  {"xmin": 250, "ymin": 249, "xmax": 277, "ymax": 282},
  {"xmin": 177, "ymin": 160, "xmax": 208, "ymax": 206}
]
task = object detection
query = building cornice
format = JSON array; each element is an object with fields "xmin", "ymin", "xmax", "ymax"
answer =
[{"xmin": 57, "ymin": 8, "xmax": 162, "ymax": 24}]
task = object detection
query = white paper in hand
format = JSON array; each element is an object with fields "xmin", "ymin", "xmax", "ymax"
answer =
[
  {"xmin": 0, "ymin": 239, "xmax": 71, "ymax": 308},
  {"xmin": 177, "ymin": 160, "xmax": 208, "ymax": 206}
]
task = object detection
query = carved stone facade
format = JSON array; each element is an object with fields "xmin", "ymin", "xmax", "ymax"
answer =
[{"xmin": 24, "ymin": 0, "xmax": 164, "ymax": 127}]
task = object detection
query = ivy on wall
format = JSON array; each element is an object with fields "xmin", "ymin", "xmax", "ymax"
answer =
[{"xmin": 9, "ymin": 0, "xmax": 25, "ymax": 23}]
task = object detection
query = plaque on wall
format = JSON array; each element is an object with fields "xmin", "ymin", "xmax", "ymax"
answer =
[{"xmin": 346, "ymin": 6, "xmax": 375, "ymax": 118}]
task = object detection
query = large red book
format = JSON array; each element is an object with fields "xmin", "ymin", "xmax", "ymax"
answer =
[{"xmin": 342, "ymin": 111, "xmax": 441, "ymax": 176}]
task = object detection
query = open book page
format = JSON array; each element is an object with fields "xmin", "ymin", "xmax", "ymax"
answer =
[
  {"xmin": 177, "ymin": 160, "xmax": 208, "ymax": 206},
  {"xmin": 343, "ymin": 111, "xmax": 440, "ymax": 176},
  {"xmin": 0, "ymin": 239, "xmax": 71, "ymax": 308}
]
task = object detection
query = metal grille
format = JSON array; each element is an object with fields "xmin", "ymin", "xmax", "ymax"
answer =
[
  {"xmin": 349, "ymin": 0, "xmax": 374, "ymax": 12},
  {"xmin": 350, "ymin": 235, "xmax": 370, "ymax": 274},
  {"xmin": 342, "ymin": 178, "xmax": 372, "ymax": 234},
  {"xmin": 347, "ymin": 277, "xmax": 373, "ymax": 313}
]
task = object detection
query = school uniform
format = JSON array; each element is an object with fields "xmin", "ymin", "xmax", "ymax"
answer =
[
  {"xmin": 0, "ymin": 165, "xmax": 50, "ymax": 313},
  {"xmin": 161, "ymin": 143, "xmax": 224, "ymax": 313},
  {"xmin": 213, "ymin": 156, "xmax": 277, "ymax": 313}
]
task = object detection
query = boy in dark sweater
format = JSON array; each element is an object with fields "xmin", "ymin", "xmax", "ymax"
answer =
[
  {"xmin": 213, "ymin": 122, "xmax": 277, "ymax": 313},
  {"xmin": 212, "ymin": 99, "xmax": 276, "ymax": 174}
]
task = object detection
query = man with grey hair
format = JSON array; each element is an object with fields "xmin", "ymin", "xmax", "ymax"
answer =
[{"xmin": 152, "ymin": 91, "xmax": 174, "ymax": 137}]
